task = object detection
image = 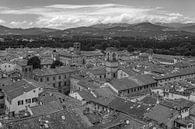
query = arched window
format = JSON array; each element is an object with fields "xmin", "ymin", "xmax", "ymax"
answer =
[
  {"xmin": 112, "ymin": 53, "xmax": 117, "ymax": 61},
  {"xmin": 107, "ymin": 52, "xmax": 110, "ymax": 61}
]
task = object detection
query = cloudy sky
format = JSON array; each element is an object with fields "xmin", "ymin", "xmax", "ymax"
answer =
[{"xmin": 0, "ymin": 0, "xmax": 194, "ymax": 29}]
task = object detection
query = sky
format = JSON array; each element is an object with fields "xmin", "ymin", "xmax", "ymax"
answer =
[{"xmin": 0, "ymin": 0, "xmax": 194, "ymax": 29}]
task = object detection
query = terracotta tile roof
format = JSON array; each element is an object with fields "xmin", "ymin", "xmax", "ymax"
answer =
[
  {"xmin": 108, "ymin": 97, "xmax": 151, "ymax": 120},
  {"xmin": 33, "ymin": 66, "xmax": 78, "ymax": 76},
  {"xmin": 2, "ymin": 79, "xmax": 40, "ymax": 100},
  {"xmin": 110, "ymin": 75, "xmax": 156, "ymax": 91},
  {"xmin": 2, "ymin": 79, "xmax": 48, "ymax": 100},
  {"xmin": 145, "ymin": 104, "xmax": 177, "ymax": 125},
  {"xmin": 30, "ymin": 101, "xmax": 63, "ymax": 116}
]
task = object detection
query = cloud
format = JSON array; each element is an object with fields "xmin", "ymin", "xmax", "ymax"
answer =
[
  {"xmin": 0, "ymin": 19, "xmax": 5, "ymax": 24},
  {"xmin": 0, "ymin": 4, "xmax": 194, "ymax": 29},
  {"xmin": 10, "ymin": 21, "xmax": 27, "ymax": 26}
]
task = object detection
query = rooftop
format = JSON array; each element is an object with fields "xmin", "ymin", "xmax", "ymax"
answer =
[
  {"xmin": 87, "ymin": 67, "xmax": 106, "ymax": 75},
  {"xmin": 106, "ymin": 47, "xmax": 118, "ymax": 52},
  {"xmin": 110, "ymin": 74, "xmax": 156, "ymax": 91},
  {"xmin": 4, "ymin": 108, "xmax": 85, "ymax": 129},
  {"xmin": 78, "ymin": 79, "xmax": 100, "ymax": 90},
  {"xmin": 160, "ymin": 98, "xmax": 194, "ymax": 110},
  {"xmin": 108, "ymin": 97, "xmax": 151, "ymax": 120},
  {"xmin": 145, "ymin": 104, "xmax": 177, "ymax": 125},
  {"xmin": 30, "ymin": 101, "xmax": 63, "ymax": 117},
  {"xmin": 2, "ymin": 79, "xmax": 47, "ymax": 100},
  {"xmin": 33, "ymin": 66, "xmax": 77, "ymax": 76},
  {"xmin": 154, "ymin": 67, "xmax": 195, "ymax": 80}
]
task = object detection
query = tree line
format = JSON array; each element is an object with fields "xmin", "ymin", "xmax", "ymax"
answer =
[{"xmin": 0, "ymin": 35, "xmax": 195, "ymax": 56}]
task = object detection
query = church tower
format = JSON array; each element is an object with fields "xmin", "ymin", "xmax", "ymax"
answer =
[
  {"xmin": 51, "ymin": 50, "xmax": 60, "ymax": 61},
  {"xmin": 73, "ymin": 42, "xmax": 81, "ymax": 55},
  {"xmin": 105, "ymin": 47, "xmax": 119, "ymax": 80}
]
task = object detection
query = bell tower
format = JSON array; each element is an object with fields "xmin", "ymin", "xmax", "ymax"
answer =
[
  {"xmin": 105, "ymin": 47, "xmax": 119, "ymax": 80},
  {"xmin": 73, "ymin": 42, "xmax": 81, "ymax": 55}
]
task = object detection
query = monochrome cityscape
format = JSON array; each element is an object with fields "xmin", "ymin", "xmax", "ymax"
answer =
[{"xmin": 0, "ymin": 0, "xmax": 195, "ymax": 129}]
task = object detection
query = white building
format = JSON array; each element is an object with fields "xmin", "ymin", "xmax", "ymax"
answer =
[
  {"xmin": 2, "ymin": 79, "xmax": 45, "ymax": 116},
  {"xmin": 0, "ymin": 62, "xmax": 16, "ymax": 72}
]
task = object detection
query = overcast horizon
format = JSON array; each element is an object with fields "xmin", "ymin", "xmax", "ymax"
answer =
[{"xmin": 0, "ymin": 0, "xmax": 194, "ymax": 29}]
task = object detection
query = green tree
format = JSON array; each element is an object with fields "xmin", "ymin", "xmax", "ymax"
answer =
[
  {"xmin": 127, "ymin": 45, "xmax": 134, "ymax": 52},
  {"xmin": 191, "ymin": 48, "xmax": 195, "ymax": 56},
  {"xmin": 27, "ymin": 56, "xmax": 41, "ymax": 69},
  {"xmin": 51, "ymin": 60, "xmax": 63, "ymax": 68}
]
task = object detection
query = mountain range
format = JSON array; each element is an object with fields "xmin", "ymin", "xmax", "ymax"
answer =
[
  {"xmin": 0, "ymin": 25, "xmax": 58, "ymax": 35},
  {"xmin": 0, "ymin": 22, "xmax": 195, "ymax": 38}
]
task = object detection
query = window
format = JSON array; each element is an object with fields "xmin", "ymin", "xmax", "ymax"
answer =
[
  {"xmin": 0, "ymin": 95, "xmax": 4, "ymax": 99},
  {"xmin": 64, "ymin": 75, "xmax": 66, "ymax": 79},
  {"xmin": 64, "ymin": 81, "xmax": 66, "ymax": 86},
  {"xmin": 59, "ymin": 75, "xmax": 61, "ymax": 80},
  {"xmin": 25, "ymin": 99, "xmax": 31, "ymax": 103},
  {"xmin": 18, "ymin": 100, "xmax": 23, "ymax": 106},
  {"xmin": 53, "ymin": 83, "xmax": 56, "ymax": 88},
  {"xmin": 0, "ymin": 104, "xmax": 4, "ymax": 108},
  {"xmin": 32, "ymin": 98, "xmax": 38, "ymax": 103},
  {"xmin": 40, "ymin": 78, "xmax": 43, "ymax": 82},
  {"xmin": 59, "ymin": 82, "xmax": 61, "ymax": 87},
  {"xmin": 53, "ymin": 76, "xmax": 55, "ymax": 81},
  {"xmin": 47, "ymin": 77, "xmax": 49, "ymax": 81},
  {"xmin": 188, "ymin": 124, "xmax": 192, "ymax": 128}
]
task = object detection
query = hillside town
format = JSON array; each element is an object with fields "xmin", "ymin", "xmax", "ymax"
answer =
[{"xmin": 0, "ymin": 42, "xmax": 194, "ymax": 129}]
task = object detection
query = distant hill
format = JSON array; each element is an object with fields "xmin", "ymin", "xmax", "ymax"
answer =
[
  {"xmin": 0, "ymin": 22, "xmax": 195, "ymax": 38},
  {"xmin": 0, "ymin": 25, "xmax": 59, "ymax": 35},
  {"xmin": 179, "ymin": 25, "xmax": 195, "ymax": 33},
  {"xmin": 58, "ymin": 22, "xmax": 193, "ymax": 38},
  {"xmin": 91, "ymin": 23, "xmax": 131, "ymax": 29},
  {"xmin": 156, "ymin": 23, "xmax": 195, "ymax": 33}
]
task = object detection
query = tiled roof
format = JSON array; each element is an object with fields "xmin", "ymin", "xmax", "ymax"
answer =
[
  {"xmin": 30, "ymin": 101, "xmax": 63, "ymax": 116},
  {"xmin": 145, "ymin": 104, "xmax": 177, "ymax": 125},
  {"xmin": 0, "ymin": 78, "xmax": 13, "ymax": 87},
  {"xmin": 140, "ymin": 95, "xmax": 157, "ymax": 105},
  {"xmin": 78, "ymin": 90, "xmax": 116, "ymax": 107},
  {"xmin": 153, "ymin": 54, "xmax": 182, "ymax": 62},
  {"xmin": 78, "ymin": 80, "xmax": 100, "ymax": 90},
  {"xmin": 5, "ymin": 108, "xmax": 85, "ymax": 129},
  {"xmin": 80, "ymin": 51, "xmax": 104, "ymax": 57},
  {"xmin": 106, "ymin": 47, "xmax": 118, "ymax": 52},
  {"xmin": 160, "ymin": 99, "xmax": 194, "ymax": 110},
  {"xmin": 88, "ymin": 67, "xmax": 106, "ymax": 75},
  {"xmin": 94, "ymin": 87, "xmax": 116, "ymax": 98},
  {"xmin": 110, "ymin": 75, "xmax": 156, "ymax": 91},
  {"xmin": 154, "ymin": 67, "xmax": 195, "ymax": 80},
  {"xmin": 13, "ymin": 60, "xmax": 28, "ymax": 66},
  {"xmin": 2, "ymin": 79, "xmax": 45, "ymax": 100},
  {"xmin": 119, "ymin": 66, "xmax": 139, "ymax": 76},
  {"xmin": 77, "ymin": 90, "xmax": 96, "ymax": 101},
  {"xmin": 33, "ymin": 66, "xmax": 77, "ymax": 76},
  {"xmin": 108, "ymin": 97, "xmax": 151, "ymax": 120}
]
